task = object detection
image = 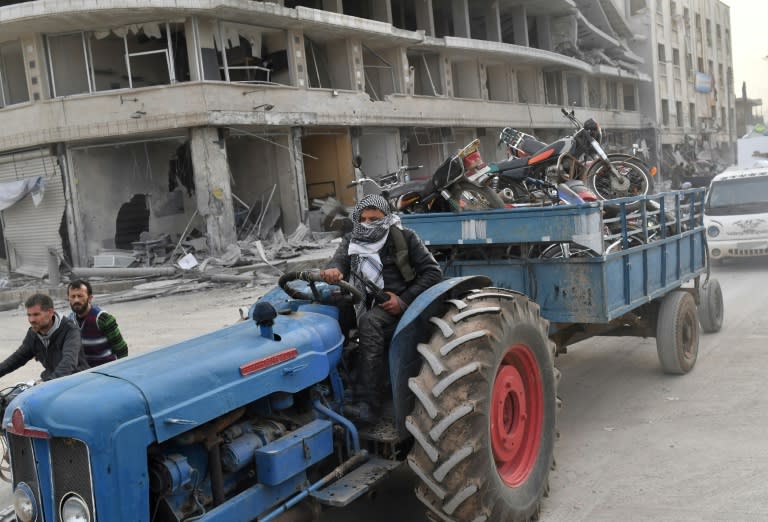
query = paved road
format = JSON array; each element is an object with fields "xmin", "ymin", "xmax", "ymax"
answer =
[
  {"xmin": 323, "ymin": 258, "xmax": 768, "ymax": 522},
  {"xmin": 0, "ymin": 259, "xmax": 764, "ymax": 521}
]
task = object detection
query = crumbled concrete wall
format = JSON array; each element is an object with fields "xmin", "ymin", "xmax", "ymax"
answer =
[{"xmin": 70, "ymin": 140, "xmax": 195, "ymax": 258}]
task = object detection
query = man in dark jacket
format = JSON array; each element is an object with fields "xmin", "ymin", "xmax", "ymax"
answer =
[
  {"xmin": 321, "ymin": 194, "xmax": 442, "ymax": 422},
  {"xmin": 0, "ymin": 294, "xmax": 90, "ymax": 382}
]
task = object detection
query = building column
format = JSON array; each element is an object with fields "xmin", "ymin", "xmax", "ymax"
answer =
[
  {"xmin": 513, "ymin": 7, "xmax": 528, "ymax": 46},
  {"xmin": 19, "ymin": 34, "xmax": 49, "ymax": 102},
  {"xmin": 451, "ymin": 0, "xmax": 471, "ymax": 38},
  {"xmin": 290, "ymin": 128, "xmax": 309, "ymax": 223},
  {"xmin": 536, "ymin": 16, "xmax": 553, "ymax": 51},
  {"xmin": 391, "ymin": 47, "xmax": 409, "ymax": 94},
  {"xmin": 483, "ymin": 0, "xmax": 502, "ymax": 42},
  {"xmin": 415, "ymin": 0, "xmax": 435, "ymax": 37},
  {"xmin": 442, "ymin": 54, "xmax": 453, "ymax": 98},
  {"xmin": 286, "ymin": 30, "xmax": 308, "ymax": 88},
  {"xmin": 190, "ymin": 127, "xmax": 237, "ymax": 255},
  {"xmin": 349, "ymin": 39, "xmax": 364, "ymax": 92}
]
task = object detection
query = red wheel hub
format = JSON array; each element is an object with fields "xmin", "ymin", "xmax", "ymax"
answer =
[{"xmin": 491, "ymin": 343, "xmax": 543, "ymax": 487}]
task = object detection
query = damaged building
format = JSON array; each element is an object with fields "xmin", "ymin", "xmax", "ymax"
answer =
[{"xmin": 0, "ymin": 0, "xmax": 734, "ymax": 277}]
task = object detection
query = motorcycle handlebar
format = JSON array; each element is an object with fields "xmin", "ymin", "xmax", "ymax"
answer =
[{"xmin": 403, "ymin": 165, "xmax": 423, "ymax": 171}]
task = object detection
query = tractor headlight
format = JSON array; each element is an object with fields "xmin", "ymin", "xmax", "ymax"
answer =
[
  {"xmin": 13, "ymin": 482, "xmax": 37, "ymax": 522},
  {"xmin": 707, "ymin": 225, "xmax": 720, "ymax": 238},
  {"xmin": 61, "ymin": 493, "xmax": 91, "ymax": 522}
]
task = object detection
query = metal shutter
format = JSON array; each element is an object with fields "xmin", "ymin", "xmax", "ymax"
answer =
[{"xmin": 0, "ymin": 150, "xmax": 65, "ymax": 277}]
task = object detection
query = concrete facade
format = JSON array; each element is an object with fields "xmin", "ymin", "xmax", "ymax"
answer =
[{"xmin": 0, "ymin": 0, "xmax": 734, "ymax": 273}]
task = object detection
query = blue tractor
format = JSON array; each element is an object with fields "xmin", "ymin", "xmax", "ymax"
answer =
[
  {"xmin": 0, "ymin": 269, "xmax": 556, "ymax": 522},
  {"xmin": 1, "ymin": 190, "xmax": 718, "ymax": 522}
]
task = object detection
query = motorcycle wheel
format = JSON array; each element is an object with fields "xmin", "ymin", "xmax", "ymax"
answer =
[
  {"xmin": 586, "ymin": 158, "xmax": 653, "ymax": 200},
  {"xmin": 539, "ymin": 242, "xmax": 599, "ymax": 259},
  {"xmin": 449, "ymin": 179, "xmax": 505, "ymax": 211}
]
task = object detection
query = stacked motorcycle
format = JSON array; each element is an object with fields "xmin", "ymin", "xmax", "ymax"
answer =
[
  {"xmin": 350, "ymin": 108, "xmax": 654, "ymax": 215},
  {"xmin": 481, "ymin": 108, "xmax": 654, "ymax": 206}
]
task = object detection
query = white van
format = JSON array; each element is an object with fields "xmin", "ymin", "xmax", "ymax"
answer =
[{"xmin": 704, "ymin": 167, "xmax": 768, "ymax": 261}]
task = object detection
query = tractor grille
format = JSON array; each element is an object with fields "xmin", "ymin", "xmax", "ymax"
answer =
[
  {"xmin": 8, "ymin": 434, "xmax": 42, "ymax": 515},
  {"xmin": 51, "ymin": 438, "xmax": 95, "ymax": 519}
]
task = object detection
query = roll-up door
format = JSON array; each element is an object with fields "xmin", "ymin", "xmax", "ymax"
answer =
[{"xmin": 0, "ymin": 150, "xmax": 65, "ymax": 277}]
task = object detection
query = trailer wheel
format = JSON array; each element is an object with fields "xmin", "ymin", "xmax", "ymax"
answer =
[
  {"xmin": 656, "ymin": 290, "xmax": 699, "ymax": 374},
  {"xmin": 698, "ymin": 278, "xmax": 723, "ymax": 333},
  {"xmin": 407, "ymin": 289, "xmax": 557, "ymax": 522}
]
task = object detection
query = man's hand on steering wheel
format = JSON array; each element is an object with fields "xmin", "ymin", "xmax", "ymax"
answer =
[{"xmin": 278, "ymin": 270, "xmax": 364, "ymax": 304}]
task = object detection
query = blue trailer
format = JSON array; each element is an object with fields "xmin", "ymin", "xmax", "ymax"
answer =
[{"xmin": 1, "ymin": 190, "xmax": 721, "ymax": 522}]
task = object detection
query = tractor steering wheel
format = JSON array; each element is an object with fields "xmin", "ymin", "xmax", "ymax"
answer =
[{"xmin": 278, "ymin": 270, "xmax": 364, "ymax": 305}]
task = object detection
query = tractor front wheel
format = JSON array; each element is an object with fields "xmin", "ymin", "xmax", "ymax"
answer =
[{"xmin": 407, "ymin": 288, "xmax": 557, "ymax": 522}]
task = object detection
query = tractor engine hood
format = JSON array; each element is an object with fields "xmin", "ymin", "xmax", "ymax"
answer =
[{"xmin": 6, "ymin": 309, "xmax": 344, "ymax": 444}]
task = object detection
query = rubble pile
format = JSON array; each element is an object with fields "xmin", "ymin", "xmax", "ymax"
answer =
[{"xmin": 0, "ymin": 197, "xmax": 354, "ymax": 306}]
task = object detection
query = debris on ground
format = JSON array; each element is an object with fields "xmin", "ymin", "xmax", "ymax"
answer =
[{"xmin": 0, "ymin": 195, "xmax": 350, "ymax": 307}]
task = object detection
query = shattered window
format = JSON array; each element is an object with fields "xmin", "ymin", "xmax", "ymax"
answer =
[
  {"xmin": 409, "ymin": 53, "xmax": 443, "ymax": 96},
  {"xmin": 215, "ymin": 22, "xmax": 288, "ymax": 85},
  {"xmin": 48, "ymin": 32, "xmax": 91, "ymax": 96},
  {"xmin": 391, "ymin": 0, "xmax": 419, "ymax": 31},
  {"xmin": 623, "ymin": 83, "xmax": 636, "ymax": 111},
  {"xmin": 588, "ymin": 78, "xmax": 601, "ymax": 108},
  {"xmin": 543, "ymin": 71, "xmax": 563, "ymax": 106},
  {"xmin": 363, "ymin": 45, "xmax": 397, "ymax": 100},
  {"xmin": 606, "ymin": 81, "xmax": 618, "ymax": 110},
  {"xmin": 452, "ymin": 60, "xmax": 482, "ymax": 99},
  {"xmin": 566, "ymin": 73, "xmax": 582, "ymax": 107},
  {"xmin": 0, "ymin": 39, "xmax": 29, "ymax": 107},
  {"xmin": 689, "ymin": 102, "xmax": 695, "ymax": 128},
  {"xmin": 46, "ymin": 23, "xmax": 189, "ymax": 97}
]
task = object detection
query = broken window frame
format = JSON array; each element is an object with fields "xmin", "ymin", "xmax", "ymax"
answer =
[
  {"xmin": 362, "ymin": 45, "xmax": 396, "ymax": 101},
  {"xmin": 408, "ymin": 52, "xmax": 443, "ymax": 97},
  {"xmin": 124, "ymin": 23, "xmax": 177, "ymax": 89},
  {"xmin": 215, "ymin": 21, "xmax": 274, "ymax": 84},
  {"xmin": 46, "ymin": 23, "xmax": 178, "ymax": 98},
  {"xmin": 304, "ymin": 37, "xmax": 333, "ymax": 89},
  {"xmin": 0, "ymin": 39, "xmax": 29, "ymax": 107},
  {"xmin": 543, "ymin": 71, "xmax": 563, "ymax": 106}
]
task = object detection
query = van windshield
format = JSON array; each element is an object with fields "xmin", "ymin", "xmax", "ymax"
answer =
[{"xmin": 706, "ymin": 176, "xmax": 768, "ymax": 215}]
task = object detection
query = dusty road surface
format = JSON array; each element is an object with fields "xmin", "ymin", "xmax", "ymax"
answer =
[{"xmin": 0, "ymin": 259, "xmax": 765, "ymax": 521}]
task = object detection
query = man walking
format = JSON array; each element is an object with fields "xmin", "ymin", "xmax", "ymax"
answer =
[
  {"xmin": 0, "ymin": 293, "xmax": 90, "ymax": 382},
  {"xmin": 68, "ymin": 280, "xmax": 128, "ymax": 367}
]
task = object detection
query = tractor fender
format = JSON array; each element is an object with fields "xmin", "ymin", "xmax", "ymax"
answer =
[{"xmin": 389, "ymin": 275, "xmax": 492, "ymax": 439}]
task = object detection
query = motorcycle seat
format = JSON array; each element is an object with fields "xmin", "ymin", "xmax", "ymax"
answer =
[{"xmin": 387, "ymin": 179, "xmax": 432, "ymax": 199}]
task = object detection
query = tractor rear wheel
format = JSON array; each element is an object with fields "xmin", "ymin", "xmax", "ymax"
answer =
[{"xmin": 407, "ymin": 288, "xmax": 557, "ymax": 522}]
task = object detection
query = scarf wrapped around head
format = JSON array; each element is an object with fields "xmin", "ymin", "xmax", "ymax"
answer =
[
  {"xmin": 348, "ymin": 194, "xmax": 401, "ymax": 317},
  {"xmin": 351, "ymin": 194, "xmax": 400, "ymax": 243}
]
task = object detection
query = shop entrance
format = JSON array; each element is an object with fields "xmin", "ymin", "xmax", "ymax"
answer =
[{"xmin": 301, "ymin": 130, "xmax": 356, "ymax": 206}]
